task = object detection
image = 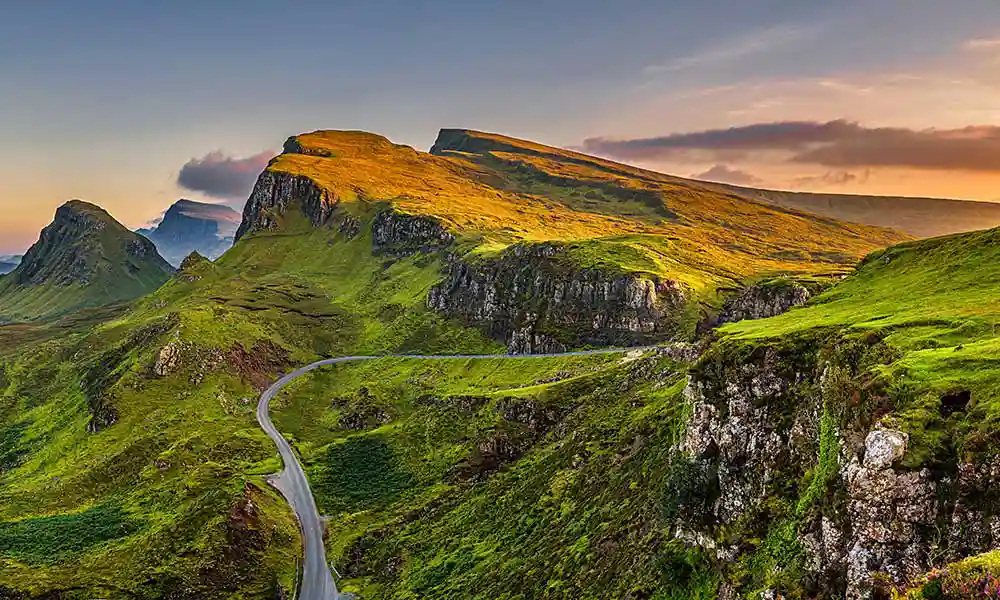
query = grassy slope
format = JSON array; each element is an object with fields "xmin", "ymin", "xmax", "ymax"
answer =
[
  {"xmin": 271, "ymin": 352, "xmax": 709, "ymax": 600},
  {"xmin": 0, "ymin": 129, "xmax": 935, "ymax": 598},
  {"xmin": 725, "ymin": 227, "xmax": 1000, "ymax": 465},
  {"xmin": 0, "ymin": 201, "xmax": 173, "ymax": 323},
  {"xmin": 271, "ymin": 129, "xmax": 906, "ymax": 305},
  {"xmin": 0, "ymin": 206, "xmax": 504, "ymax": 597}
]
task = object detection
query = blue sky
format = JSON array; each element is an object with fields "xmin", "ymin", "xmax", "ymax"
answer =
[{"xmin": 1, "ymin": 0, "xmax": 999, "ymax": 252}]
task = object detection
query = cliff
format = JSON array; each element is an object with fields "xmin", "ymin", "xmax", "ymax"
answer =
[
  {"xmin": 428, "ymin": 243, "xmax": 689, "ymax": 352},
  {"xmin": 230, "ymin": 128, "xmax": 908, "ymax": 352},
  {"xmin": 677, "ymin": 333, "xmax": 995, "ymax": 599}
]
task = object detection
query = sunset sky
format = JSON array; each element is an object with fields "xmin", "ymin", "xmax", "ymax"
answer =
[{"xmin": 1, "ymin": 0, "xmax": 999, "ymax": 253}]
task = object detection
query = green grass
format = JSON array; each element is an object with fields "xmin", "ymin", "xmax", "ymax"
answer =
[
  {"xmin": 268, "ymin": 352, "xmax": 711, "ymax": 599},
  {"xmin": 0, "ymin": 504, "xmax": 140, "ymax": 563},
  {"xmin": 0, "ymin": 201, "xmax": 173, "ymax": 323},
  {"xmin": 723, "ymin": 227, "xmax": 1000, "ymax": 463}
]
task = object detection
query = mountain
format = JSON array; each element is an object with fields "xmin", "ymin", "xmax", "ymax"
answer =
[
  {"xmin": 0, "ymin": 255, "xmax": 20, "ymax": 275},
  {"xmin": 138, "ymin": 199, "xmax": 239, "ymax": 266},
  {"xmin": 235, "ymin": 128, "xmax": 906, "ymax": 352},
  {"xmin": 700, "ymin": 181, "xmax": 1000, "ymax": 238},
  {"xmin": 2, "ymin": 129, "xmax": 997, "ymax": 600},
  {"xmin": 0, "ymin": 200, "xmax": 174, "ymax": 322}
]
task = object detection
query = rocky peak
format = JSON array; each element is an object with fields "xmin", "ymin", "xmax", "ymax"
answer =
[
  {"xmin": 141, "ymin": 199, "xmax": 239, "ymax": 266},
  {"xmin": 9, "ymin": 200, "xmax": 172, "ymax": 287}
]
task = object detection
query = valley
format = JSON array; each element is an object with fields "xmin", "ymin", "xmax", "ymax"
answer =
[{"xmin": 0, "ymin": 129, "xmax": 997, "ymax": 600}]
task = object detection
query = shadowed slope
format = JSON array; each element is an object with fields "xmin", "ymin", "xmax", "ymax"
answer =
[{"xmin": 0, "ymin": 200, "xmax": 173, "ymax": 322}]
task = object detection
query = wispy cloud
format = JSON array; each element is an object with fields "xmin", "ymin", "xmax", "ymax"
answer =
[
  {"xmin": 964, "ymin": 36, "xmax": 1000, "ymax": 51},
  {"xmin": 792, "ymin": 169, "xmax": 871, "ymax": 187},
  {"xmin": 582, "ymin": 121, "xmax": 1000, "ymax": 173},
  {"xmin": 691, "ymin": 164, "xmax": 764, "ymax": 186},
  {"xmin": 644, "ymin": 24, "xmax": 814, "ymax": 74}
]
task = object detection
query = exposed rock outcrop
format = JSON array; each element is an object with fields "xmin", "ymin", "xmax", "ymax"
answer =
[
  {"xmin": 236, "ymin": 171, "xmax": 338, "ymax": 241},
  {"xmin": 428, "ymin": 244, "xmax": 689, "ymax": 353},
  {"xmin": 371, "ymin": 210, "xmax": 454, "ymax": 256},
  {"xmin": 675, "ymin": 336, "xmax": 1000, "ymax": 599},
  {"xmin": 715, "ymin": 279, "xmax": 814, "ymax": 326}
]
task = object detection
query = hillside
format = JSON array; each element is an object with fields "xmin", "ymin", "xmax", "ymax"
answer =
[
  {"xmin": 0, "ymin": 200, "xmax": 173, "ymax": 322},
  {"xmin": 0, "ymin": 129, "xmax": 992, "ymax": 600},
  {"xmin": 702, "ymin": 181, "xmax": 1000, "ymax": 239},
  {"xmin": 138, "ymin": 199, "xmax": 239, "ymax": 266},
  {"xmin": 264, "ymin": 223, "xmax": 1000, "ymax": 600},
  {"xmin": 238, "ymin": 128, "xmax": 906, "ymax": 352}
]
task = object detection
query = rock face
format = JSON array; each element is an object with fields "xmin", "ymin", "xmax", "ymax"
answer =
[
  {"xmin": 715, "ymin": 280, "xmax": 814, "ymax": 325},
  {"xmin": 139, "ymin": 200, "xmax": 240, "ymax": 266},
  {"xmin": 371, "ymin": 210, "xmax": 455, "ymax": 256},
  {"xmin": 428, "ymin": 243, "xmax": 689, "ymax": 353},
  {"xmin": 236, "ymin": 170, "xmax": 338, "ymax": 240},
  {"xmin": 675, "ymin": 337, "xmax": 999, "ymax": 599}
]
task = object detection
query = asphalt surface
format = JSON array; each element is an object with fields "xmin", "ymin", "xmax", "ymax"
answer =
[{"xmin": 256, "ymin": 348, "xmax": 648, "ymax": 600}]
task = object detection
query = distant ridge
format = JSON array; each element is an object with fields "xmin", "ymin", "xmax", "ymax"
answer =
[
  {"xmin": 433, "ymin": 128, "xmax": 998, "ymax": 239},
  {"xmin": 0, "ymin": 200, "xmax": 174, "ymax": 322},
  {"xmin": 138, "ymin": 199, "xmax": 239, "ymax": 266},
  {"xmin": 700, "ymin": 182, "xmax": 1000, "ymax": 239}
]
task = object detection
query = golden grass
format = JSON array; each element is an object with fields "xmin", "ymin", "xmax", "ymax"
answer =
[{"xmin": 269, "ymin": 129, "xmax": 909, "ymax": 292}]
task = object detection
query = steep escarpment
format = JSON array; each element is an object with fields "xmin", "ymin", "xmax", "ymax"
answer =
[
  {"xmin": 232, "ymin": 128, "xmax": 909, "ymax": 352},
  {"xmin": 428, "ymin": 244, "xmax": 689, "ymax": 353},
  {"xmin": 0, "ymin": 200, "xmax": 173, "ymax": 321},
  {"xmin": 236, "ymin": 170, "xmax": 339, "ymax": 240},
  {"xmin": 676, "ymin": 333, "xmax": 998, "ymax": 599},
  {"xmin": 709, "ymin": 277, "xmax": 834, "ymax": 328}
]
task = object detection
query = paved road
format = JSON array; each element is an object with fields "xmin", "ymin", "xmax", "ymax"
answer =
[{"xmin": 256, "ymin": 348, "xmax": 648, "ymax": 600}]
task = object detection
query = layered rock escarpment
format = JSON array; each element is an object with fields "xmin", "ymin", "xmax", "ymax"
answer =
[
  {"xmin": 675, "ymin": 335, "xmax": 997, "ymax": 599},
  {"xmin": 234, "ymin": 141, "xmax": 697, "ymax": 354},
  {"xmin": 235, "ymin": 170, "xmax": 338, "ymax": 241},
  {"xmin": 717, "ymin": 280, "xmax": 815, "ymax": 324},
  {"xmin": 428, "ymin": 244, "xmax": 689, "ymax": 353}
]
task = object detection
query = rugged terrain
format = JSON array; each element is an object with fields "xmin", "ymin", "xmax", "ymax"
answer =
[
  {"xmin": 0, "ymin": 129, "xmax": 996, "ymax": 600},
  {"xmin": 138, "ymin": 199, "xmax": 240, "ymax": 266},
  {"xmin": 0, "ymin": 200, "xmax": 174, "ymax": 322},
  {"xmin": 237, "ymin": 128, "xmax": 903, "ymax": 352}
]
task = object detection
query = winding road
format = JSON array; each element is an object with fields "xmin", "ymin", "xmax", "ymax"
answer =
[{"xmin": 256, "ymin": 349, "xmax": 647, "ymax": 600}]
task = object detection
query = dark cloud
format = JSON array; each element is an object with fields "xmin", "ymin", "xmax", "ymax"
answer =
[
  {"xmin": 792, "ymin": 169, "xmax": 871, "ymax": 187},
  {"xmin": 177, "ymin": 150, "xmax": 274, "ymax": 199},
  {"xmin": 582, "ymin": 121, "xmax": 1000, "ymax": 172},
  {"xmin": 691, "ymin": 164, "xmax": 763, "ymax": 186}
]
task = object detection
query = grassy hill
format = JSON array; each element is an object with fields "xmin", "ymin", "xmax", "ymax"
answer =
[
  {"xmin": 702, "ymin": 181, "xmax": 1000, "ymax": 239},
  {"xmin": 257, "ymin": 129, "xmax": 905, "ymax": 287},
  {"xmin": 0, "ymin": 129, "xmax": 989, "ymax": 599},
  {"xmin": 0, "ymin": 201, "xmax": 173, "ymax": 323},
  {"xmin": 237, "ymin": 129, "xmax": 907, "ymax": 349}
]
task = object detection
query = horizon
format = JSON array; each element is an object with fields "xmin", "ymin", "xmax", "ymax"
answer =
[{"xmin": 2, "ymin": 0, "xmax": 999, "ymax": 253}]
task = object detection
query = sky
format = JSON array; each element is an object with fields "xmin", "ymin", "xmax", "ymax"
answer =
[{"xmin": 1, "ymin": 0, "xmax": 999, "ymax": 253}]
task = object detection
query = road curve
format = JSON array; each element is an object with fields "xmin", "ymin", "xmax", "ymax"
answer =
[{"xmin": 256, "ymin": 348, "xmax": 647, "ymax": 600}]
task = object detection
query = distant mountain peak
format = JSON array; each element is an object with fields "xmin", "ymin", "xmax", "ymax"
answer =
[
  {"xmin": 141, "ymin": 199, "xmax": 239, "ymax": 266},
  {"xmin": 0, "ymin": 200, "xmax": 173, "ymax": 321}
]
